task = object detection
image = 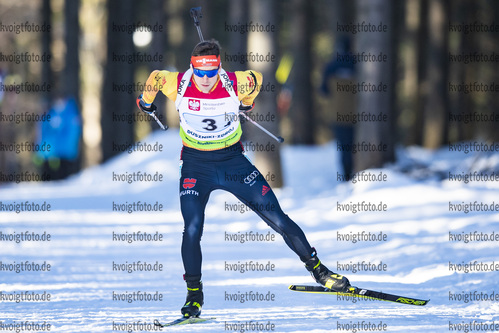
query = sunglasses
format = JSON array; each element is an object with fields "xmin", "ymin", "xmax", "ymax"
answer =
[{"xmin": 192, "ymin": 67, "xmax": 219, "ymax": 78}]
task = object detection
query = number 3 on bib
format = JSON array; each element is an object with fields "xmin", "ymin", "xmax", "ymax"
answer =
[{"xmin": 202, "ymin": 118, "xmax": 217, "ymax": 131}]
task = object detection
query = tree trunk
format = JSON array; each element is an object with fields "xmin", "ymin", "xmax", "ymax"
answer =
[
  {"xmin": 413, "ymin": 0, "xmax": 429, "ymax": 146},
  {"xmin": 61, "ymin": 0, "xmax": 81, "ymax": 177},
  {"xmin": 79, "ymin": 0, "xmax": 106, "ymax": 168},
  {"xmin": 101, "ymin": 0, "xmax": 136, "ymax": 161},
  {"xmin": 41, "ymin": 0, "xmax": 53, "ymax": 109},
  {"xmin": 289, "ymin": 0, "xmax": 314, "ymax": 144},
  {"xmin": 478, "ymin": 0, "xmax": 498, "ymax": 142},
  {"xmin": 63, "ymin": 0, "xmax": 80, "ymax": 103},
  {"xmin": 493, "ymin": 1, "xmax": 499, "ymax": 142},
  {"xmin": 422, "ymin": 0, "xmax": 449, "ymax": 149},
  {"xmin": 354, "ymin": 0, "xmax": 395, "ymax": 172},
  {"xmin": 228, "ymin": 0, "xmax": 248, "ymax": 72},
  {"xmin": 247, "ymin": 0, "xmax": 283, "ymax": 188}
]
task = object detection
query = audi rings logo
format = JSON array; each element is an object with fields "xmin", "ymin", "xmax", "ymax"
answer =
[{"xmin": 244, "ymin": 170, "xmax": 260, "ymax": 186}]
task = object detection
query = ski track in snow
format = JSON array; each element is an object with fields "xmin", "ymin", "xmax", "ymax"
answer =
[{"xmin": 1, "ymin": 131, "xmax": 498, "ymax": 332}]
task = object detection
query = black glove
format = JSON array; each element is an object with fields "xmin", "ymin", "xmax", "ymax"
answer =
[
  {"xmin": 239, "ymin": 102, "xmax": 255, "ymax": 113},
  {"xmin": 136, "ymin": 94, "xmax": 157, "ymax": 114}
]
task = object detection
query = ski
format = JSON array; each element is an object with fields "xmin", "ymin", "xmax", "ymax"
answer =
[
  {"xmin": 289, "ymin": 285, "xmax": 429, "ymax": 306},
  {"xmin": 153, "ymin": 316, "xmax": 215, "ymax": 327}
]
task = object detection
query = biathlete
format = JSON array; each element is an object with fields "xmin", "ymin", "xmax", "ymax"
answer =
[{"xmin": 136, "ymin": 40, "xmax": 350, "ymax": 318}]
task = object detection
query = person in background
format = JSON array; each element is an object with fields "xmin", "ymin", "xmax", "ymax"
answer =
[{"xmin": 320, "ymin": 35, "xmax": 356, "ymax": 180}]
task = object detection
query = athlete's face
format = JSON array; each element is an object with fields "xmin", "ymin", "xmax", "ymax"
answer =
[{"xmin": 192, "ymin": 65, "xmax": 220, "ymax": 93}]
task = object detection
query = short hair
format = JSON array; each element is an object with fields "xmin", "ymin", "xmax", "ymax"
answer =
[{"xmin": 191, "ymin": 39, "xmax": 221, "ymax": 57}]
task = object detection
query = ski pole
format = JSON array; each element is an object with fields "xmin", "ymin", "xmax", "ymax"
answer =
[
  {"xmin": 239, "ymin": 111, "xmax": 284, "ymax": 143},
  {"xmin": 190, "ymin": 7, "xmax": 204, "ymax": 42},
  {"xmin": 189, "ymin": 6, "xmax": 283, "ymax": 143},
  {"xmin": 137, "ymin": 93, "xmax": 168, "ymax": 131},
  {"xmin": 150, "ymin": 111, "xmax": 168, "ymax": 131}
]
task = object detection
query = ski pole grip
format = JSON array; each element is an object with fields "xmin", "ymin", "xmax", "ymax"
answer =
[
  {"xmin": 190, "ymin": 7, "xmax": 204, "ymax": 41},
  {"xmin": 190, "ymin": 7, "xmax": 202, "ymax": 25}
]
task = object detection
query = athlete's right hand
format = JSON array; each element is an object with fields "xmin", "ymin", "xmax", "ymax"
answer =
[{"xmin": 136, "ymin": 94, "xmax": 157, "ymax": 114}]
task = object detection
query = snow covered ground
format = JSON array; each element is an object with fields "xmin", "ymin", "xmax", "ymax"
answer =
[{"xmin": 1, "ymin": 130, "xmax": 498, "ymax": 332}]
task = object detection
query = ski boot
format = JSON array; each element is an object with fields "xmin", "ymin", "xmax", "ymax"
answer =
[
  {"xmin": 302, "ymin": 248, "xmax": 351, "ymax": 292},
  {"xmin": 181, "ymin": 274, "xmax": 204, "ymax": 318}
]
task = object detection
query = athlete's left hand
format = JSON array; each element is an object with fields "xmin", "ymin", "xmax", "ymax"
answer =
[{"xmin": 239, "ymin": 102, "xmax": 255, "ymax": 113}]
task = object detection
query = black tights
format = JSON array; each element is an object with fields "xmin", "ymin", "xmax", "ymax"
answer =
[{"xmin": 179, "ymin": 143, "xmax": 314, "ymax": 276}]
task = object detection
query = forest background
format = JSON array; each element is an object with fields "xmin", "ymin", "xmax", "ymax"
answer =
[{"xmin": 0, "ymin": 0, "xmax": 497, "ymax": 187}]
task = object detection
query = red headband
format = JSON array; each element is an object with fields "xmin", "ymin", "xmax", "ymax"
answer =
[{"xmin": 191, "ymin": 55, "xmax": 221, "ymax": 67}]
